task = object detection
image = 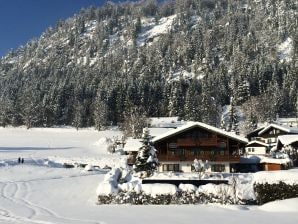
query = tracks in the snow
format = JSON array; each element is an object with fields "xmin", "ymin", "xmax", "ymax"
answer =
[{"xmin": 0, "ymin": 177, "xmax": 103, "ymax": 224}]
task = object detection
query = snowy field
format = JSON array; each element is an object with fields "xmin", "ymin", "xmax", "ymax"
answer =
[{"xmin": 0, "ymin": 127, "xmax": 298, "ymax": 224}]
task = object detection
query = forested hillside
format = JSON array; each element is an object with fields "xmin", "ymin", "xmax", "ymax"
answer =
[{"xmin": 0, "ymin": 0, "xmax": 297, "ymax": 133}]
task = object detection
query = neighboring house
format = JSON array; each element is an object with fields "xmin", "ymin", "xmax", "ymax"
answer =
[
  {"xmin": 260, "ymin": 157, "xmax": 292, "ymax": 171},
  {"xmin": 123, "ymin": 138, "xmax": 142, "ymax": 165},
  {"xmin": 275, "ymin": 117, "xmax": 298, "ymax": 127},
  {"xmin": 276, "ymin": 135, "xmax": 298, "ymax": 151},
  {"xmin": 152, "ymin": 122, "xmax": 248, "ymax": 173},
  {"xmin": 246, "ymin": 124, "xmax": 298, "ymax": 150},
  {"xmin": 246, "ymin": 126, "xmax": 265, "ymax": 141},
  {"xmin": 245, "ymin": 141, "xmax": 269, "ymax": 155},
  {"xmin": 257, "ymin": 124, "xmax": 298, "ymax": 148},
  {"xmin": 276, "ymin": 135, "xmax": 298, "ymax": 166}
]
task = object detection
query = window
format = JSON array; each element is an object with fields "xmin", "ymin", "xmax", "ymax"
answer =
[
  {"xmin": 252, "ymin": 148, "xmax": 255, "ymax": 152},
  {"xmin": 211, "ymin": 164, "xmax": 225, "ymax": 172},
  {"xmin": 248, "ymin": 148, "xmax": 251, "ymax": 152},
  {"xmin": 163, "ymin": 164, "xmax": 180, "ymax": 172}
]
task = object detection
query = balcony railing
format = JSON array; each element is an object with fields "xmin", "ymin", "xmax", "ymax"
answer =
[
  {"xmin": 176, "ymin": 138, "xmax": 218, "ymax": 147},
  {"xmin": 158, "ymin": 154, "xmax": 240, "ymax": 162}
]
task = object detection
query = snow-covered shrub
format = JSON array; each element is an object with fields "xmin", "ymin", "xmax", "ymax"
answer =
[
  {"xmin": 140, "ymin": 184, "xmax": 178, "ymax": 197},
  {"xmin": 192, "ymin": 159, "xmax": 209, "ymax": 179},
  {"xmin": 118, "ymin": 181, "xmax": 138, "ymax": 192},
  {"xmin": 254, "ymin": 182, "xmax": 298, "ymax": 205},
  {"xmin": 103, "ymin": 168, "xmax": 122, "ymax": 187},
  {"xmin": 84, "ymin": 164, "xmax": 94, "ymax": 171},
  {"xmin": 97, "ymin": 168, "xmax": 122, "ymax": 199},
  {"xmin": 179, "ymin": 184, "xmax": 197, "ymax": 193},
  {"xmin": 96, "ymin": 182, "xmax": 119, "ymax": 196}
]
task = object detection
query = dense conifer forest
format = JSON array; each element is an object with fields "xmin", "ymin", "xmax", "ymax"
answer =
[{"xmin": 0, "ymin": 0, "xmax": 297, "ymax": 133}]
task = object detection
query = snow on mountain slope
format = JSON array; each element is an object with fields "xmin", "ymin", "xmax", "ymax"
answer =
[
  {"xmin": 137, "ymin": 15, "xmax": 176, "ymax": 46},
  {"xmin": 278, "ymin": 37, "xmax": 293, "ymax": 63}
]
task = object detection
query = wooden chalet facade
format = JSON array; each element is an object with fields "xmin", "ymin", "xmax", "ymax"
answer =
[{"xmin": 152, "ymin": 122, "xmax": 248, "ymax": 173}]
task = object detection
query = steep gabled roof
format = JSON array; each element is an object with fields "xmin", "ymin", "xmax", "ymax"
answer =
[
  {"xmin": 246, "ymin": 140, "xmax": 269, "ymax": 147},
  {"xmin": 152, "ymin": 122, "xmax": 248, "ymax": 144},
  {"xmin": 246, "ymin": 126, "xmax": 265, "ymax": 138},
  {"xmin": 258, "ymin": 124, "xmax": 298, "ymax": 135},
  {"xmin": 277, "ymin": 135, "xmax": 298, "ymax": 146}
]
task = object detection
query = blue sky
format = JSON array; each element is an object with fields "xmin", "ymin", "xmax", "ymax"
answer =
[{"xmin": 0, "ymin": 0, "xmax": 131, "ymax": 57}]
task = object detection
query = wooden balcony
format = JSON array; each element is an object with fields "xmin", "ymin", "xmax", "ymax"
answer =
[
  {"xmin": 158, "ymin": 154, "xmax": 240, "ymax": 162},
  {"xmin": 176, "ymin": 138, "xmax": 218, "ymax": 147}
]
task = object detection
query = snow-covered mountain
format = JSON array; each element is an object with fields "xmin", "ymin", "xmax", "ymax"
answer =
[{"xmin": 0, "ymin": 0, "xmax": 297, "ymax": 130}]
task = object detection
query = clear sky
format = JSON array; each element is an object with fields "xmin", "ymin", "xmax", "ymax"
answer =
[{"xmin": 0, "ymin": 0, "xmax": 131, "ymax": 57}]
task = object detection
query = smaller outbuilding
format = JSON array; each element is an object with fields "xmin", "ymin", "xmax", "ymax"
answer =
[
  {"xmin": 123, "ymin": 138, "xmax": 142, "ymax": 165},
  {"xmin": 245, "ymin": 140, "xmax": 269, "ymax": 155}
]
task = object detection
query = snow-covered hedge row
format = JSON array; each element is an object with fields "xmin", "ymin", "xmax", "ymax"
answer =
[
  {"xmin": 97, "ymin": 181, "xmax": 256, "ymax": 205},
  {"xmin": 96, "ymin": 168, "xmax": 257, "ymax": 205},
  {"xmin": 97, "ymin": 189, "xmax": 256, "ymax": 205},
  {"xmin": 254, "ymin": 182, "xmax": 298, "ymax": 205}
]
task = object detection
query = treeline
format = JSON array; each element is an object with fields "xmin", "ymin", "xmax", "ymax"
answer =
[{"xmin": 0, "ymin": 0, "xmax": 297, "ymax": 131}]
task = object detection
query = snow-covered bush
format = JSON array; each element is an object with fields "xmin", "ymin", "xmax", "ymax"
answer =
[
  {"xmin": 96, "ymin": 183, "xmax": 119, "ymax": 196},
  {"xmin": 254, "ymin": 182, "xmax": 298, "ymax": 205},
  {"xmin": 140, "ymin": 184, "xmax": 178, "ymax": 197},
  {"xmin": 84, "ymin": 164, "xmax": 94, "ymax": 171},
  {"xmin": 179, "ymin": 184, "xmax": 197, "ymax": 193},
  {"xmin": 192, "ymin": 159, "xmax": 209, "ymax": 179}
]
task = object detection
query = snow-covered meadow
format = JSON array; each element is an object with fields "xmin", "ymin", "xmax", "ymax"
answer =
[{"xmin": 0, "ymin": 127, "xmax": 298, "ymax": 224}]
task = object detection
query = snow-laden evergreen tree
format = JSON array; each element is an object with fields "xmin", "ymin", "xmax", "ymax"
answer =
[
  {"xmin": 134, "ymin": 127, "xmax": 158, "ymax": 178},
  {"xmin": 228, "ymin": 97, "xmax": 239, "ymax": 135}
]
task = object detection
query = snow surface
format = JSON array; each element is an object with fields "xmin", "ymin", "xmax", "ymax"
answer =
[
  {"xmin": 137, "ymin": 15, "xmax": 176, "ymax": 46},
  {"xmin": 277, "ymin": 37, "xmax": 293, "ymax": 63},
  {"xmin": 1, "ymin": 127, "xmax": 298, "ymax": 224},
  {"xmin": 259, "ymin": 198, "xmax": 298, "ymax": 212}
]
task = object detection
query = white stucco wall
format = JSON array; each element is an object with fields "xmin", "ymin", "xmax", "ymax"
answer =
[
  {"xmin": 246, "ymin": 146, "xmax": 267, "ymax": 155},
  {"xmin": 158, "ymin": 161, "xmax": 231, "ymax": 173}
]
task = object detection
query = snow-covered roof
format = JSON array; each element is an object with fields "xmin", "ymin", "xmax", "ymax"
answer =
[
  {"xmin": 277, "ymin": 135, "xmax": 298, "ymax": 146},
  {"xmin": 149, "ymin": 117, "xmax": 184, "ymax": 128},
  {"xmin": 246, "ymin": 141, "xmax": 269, "ymax": 147},
  {"xmin": 258, "ymin": 124, "xmax": 298, "ymax": 135},
  {"xmin": 123, "ymin": 138, "xmax": 142, "ymax": 152},
  {"xmin": 247, "ymin": 126, "xmax": 265, "ymax": 136},
  {"xmin": 260, "ymin": 157, "xmax": 292, "ymax": 165},
  {"xmin": 148, "ymin": 128, "xmax": 175, "ymax": 137},
  {"xmin": 152, "ymin": 122, "xmax": 248, "ymax": 143}
]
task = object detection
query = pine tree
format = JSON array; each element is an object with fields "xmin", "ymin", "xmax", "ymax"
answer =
[
  {"xmin": 134, "ymin": 128, "xmax": 159, "ymax": 178},
  {"xmin": 228, "ymin": 97, "xmax": 239, "ymax": 134}
]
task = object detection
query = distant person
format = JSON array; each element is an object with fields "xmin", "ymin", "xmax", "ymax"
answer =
[
  {"xmin": 21, "ymin": 158, "xmax": 24, "ymax": 164},
  {"xmin": 18, "ymin": 157, "xmax": 21, "ymax": 164}
]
